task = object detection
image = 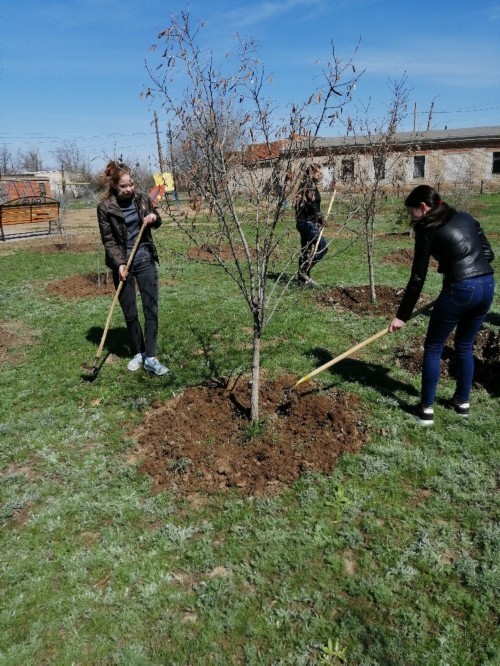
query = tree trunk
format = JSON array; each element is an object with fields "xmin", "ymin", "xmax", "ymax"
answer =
[
  {"xmin": 366, "ymin": 219, "xmax": 377, "ymax": 303},
  {"xmin": 250, "ymin": 325, "xmax": 261, "ymax": 423},
  {"xmin": 367, "ymin": 240, "xmax": 376, "ymax": 302}
]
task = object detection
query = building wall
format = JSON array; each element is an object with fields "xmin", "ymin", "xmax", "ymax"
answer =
[
  {"xmin": 411, "ymin": 147, "xmax": 499, "ymax": 192},
  {"xmin": 0, "ymin": 176, "xmax": 52, "ymax": 202}
]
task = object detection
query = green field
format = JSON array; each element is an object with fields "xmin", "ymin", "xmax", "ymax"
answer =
[{"xmin": 1, "ymin": 194, "xmax": 499, "ymax": 665}]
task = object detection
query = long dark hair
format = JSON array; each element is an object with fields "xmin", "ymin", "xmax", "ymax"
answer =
[{"xmin": 405, "ymin": 184, "xmax": 455, "ymax": 229}]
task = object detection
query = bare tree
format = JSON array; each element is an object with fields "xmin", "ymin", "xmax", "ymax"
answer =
[
  {"xmin": 53, "ymin": 141, "xmax": 93, "ymax": 182},
  {"xmin": 144, "ymin": 11, "xmax": 361, "ymax": 421},
  {"xmin": 335, "ymin": 75, "xmax": 413, "ymax": 302},
  {"xmin": 0, "ymin": 145, "xmax": 15, "ymax": 175},
  {"xmin": 16, "ymin": 147, "xmax": 43, "ymax": 172}
]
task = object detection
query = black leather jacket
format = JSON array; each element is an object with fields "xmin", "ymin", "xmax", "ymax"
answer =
[
  {"xmin": 97, "ymin": 192, "xmax": 162, "ymax": 271},
  {"xmin": 397, "ymin": 211, "xmax": 494, "ymax": 321}
]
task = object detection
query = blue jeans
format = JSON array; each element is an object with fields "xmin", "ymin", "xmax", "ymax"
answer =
[
  {"xmin": 113, "ymin": 257, "xmax": 159, "ymax": 358},
  {"xmin": 296, "ymin": 219, "xmax": 327, "ymax": 273},
  {"xmin": 421, "ymin": 274, "xmax": 495, "ymax": 406}
]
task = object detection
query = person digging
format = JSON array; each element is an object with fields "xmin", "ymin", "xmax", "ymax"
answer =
[{"xmin": 295, "ymin": 163, "xmax": 328, "ymax": 286}]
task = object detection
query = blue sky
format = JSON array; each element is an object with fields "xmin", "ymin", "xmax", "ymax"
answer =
[{"xmin": 1, "ymin": 0, "xmax": 499, "ymax": 172}]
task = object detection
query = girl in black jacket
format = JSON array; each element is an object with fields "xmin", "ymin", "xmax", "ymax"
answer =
[
  {"xmin": 97, "ymin": 161, "xmax": 168, "ymax": 376},
  {"xmin": 389, "ymin": 185, "xmax": 495, "ymax": 424}
]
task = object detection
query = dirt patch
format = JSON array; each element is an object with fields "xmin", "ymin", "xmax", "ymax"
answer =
[
  {"xmin": 394, "ymin": 327, "xmax": 500, "ymax": 394},
  {"xmin": 31, "ymin": 238, "xmax": 100, "ymax": 254},
  {"xmin": 133, "ymin": 374, "xmax": 369, "ymax": 496},
  {"xmin": 0, "ymin": 321, "xmax": 40, "ymax": 364},
  {"xmin": 383, "ymin": 249, "xmax": 439, "ymax": 268},
  {"xmin": 46, "ymin": 273, "xmax": 115, "ymax": 299},
  {"xmin": 315, "ymin": 285, "xmax": 426, "ymax": 317},
  {"xmin": 383, "ymin": 248, "xmax": 415, "ymax": 267},
  {"xmin": 0, "ymin": 325, "xmax": 18, "ymax": 364},
  {"xmin": 186, "ymin": 243, "xmax": 256, "ymax": 263}
]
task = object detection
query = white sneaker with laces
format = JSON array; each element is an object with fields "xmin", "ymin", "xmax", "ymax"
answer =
[
  {"xmin": 127, "ymin": 352, "xmax": 144, "ymax": 372},
  {"xmin": 144, "ymin": 356, "xmax": 169, "ymax": 376}
]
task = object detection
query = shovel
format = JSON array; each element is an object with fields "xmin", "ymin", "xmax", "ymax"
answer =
[
  {"xmin": 82, "ymin": 220, "xmax": 148, "ymax": 381},
  {"xmin": 294, "ymin": 299, "xmax": 435, "ymax": 387}
]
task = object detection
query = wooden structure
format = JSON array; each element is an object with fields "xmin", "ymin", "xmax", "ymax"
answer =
[
  {"xmin": 0, "ymin": 176, "xmax": 61, "ymax": 241},
  {"xmin": 0, "ymin": 196, "xmax": 60, "ymax": 241}
]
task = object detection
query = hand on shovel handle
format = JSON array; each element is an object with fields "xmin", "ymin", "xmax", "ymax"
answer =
[{"xmin": 82, "ymin": 220, "xmax": 149, "ymax": 380}]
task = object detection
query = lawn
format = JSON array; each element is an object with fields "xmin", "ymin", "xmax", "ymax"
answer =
[{"xmin": 0, "ymin": 193, "xmax": 499, "ymax": 665}]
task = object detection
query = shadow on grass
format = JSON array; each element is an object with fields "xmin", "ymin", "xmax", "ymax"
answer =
[
  {"xmin": 307, "ymin": 346, "xmax": 419, "ymax": 400},
  {"xmin": 85, "ymin": 326, "xmax": 131, "ymax": 358}
]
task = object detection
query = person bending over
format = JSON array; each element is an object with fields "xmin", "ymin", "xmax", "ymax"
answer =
[{"xmin": 389, "ymin": 184, "xmax": 495, "ymax": 425}]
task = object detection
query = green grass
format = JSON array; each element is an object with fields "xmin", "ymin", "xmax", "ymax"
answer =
[{"xmin": 1, "ymin": 193, "xmax": 499, "ymax": 665}]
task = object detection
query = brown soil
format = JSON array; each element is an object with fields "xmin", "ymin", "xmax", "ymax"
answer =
[
  {"xmin": 0, "ymin": 321, "xmax": 40, "ymax": 364},
  {"xmin": 31, "ymin": 238, "xmax": 100, "ymax": 254},
  {"xmin": 186, "ymin": 243, "xmax": 256, "ymax": 263},
  {"xmin": 316, "ymin": 285, "xmax": 414, "ymax": 317},
  {"xmin": 132, "ymin": 375, "xmax": 368, "ymax": 497},
  {"xmin": 0, "ymin": 324, "xmax": 20, "ymax": 364},
  {"xmin": 46, "ymin": 273, "xmax": 115, "ymax": 299},
  {"xmin": 383, "ymin": 249, "xmax": 439, "ymax": 268},
  {"xmin": 395, "ymin": 327, "xmax": 500, "ymax": 394},
  {"xmin": 383, "ymin": 249, "xmax": 414, "ymax": 266}
]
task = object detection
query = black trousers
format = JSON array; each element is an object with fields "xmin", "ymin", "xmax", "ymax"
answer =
[
  {"xmin": 296, "ymin": 219, "xmax": 328, "ymax": 273},
  {"xmin": 113, "ymin": 257, "xmax": 159, "ymax": 357}
]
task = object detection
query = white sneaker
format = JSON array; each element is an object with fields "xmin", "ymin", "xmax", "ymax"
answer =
[
  {"xmin": 297, "ymin": 271, "xmax": 317, "ymax": 286},
  {"xmin": 144, "ymin": 356, "xmax": 169, "ymax": 376},
  {"xmin": 127, "ymin": 352, "xmax": 144, "ymax": 372}
]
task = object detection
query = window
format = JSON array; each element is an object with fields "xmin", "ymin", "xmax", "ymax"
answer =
[
  {"xmin": 413, "ymin": 155, "xmax": 425, "ymax": 178},
  {"xmin": 341, "ymin": 158, "xmax": 354, "ymax": 182},
  {"xmin": 373, "ymin": 157, "xmax": 386, "ymax": 180},
  {"xmin": 492, "ymin": 152, "xmax": 500, "ymax": 175},
  {"xmin": 39, "ymin": 182, "xmax": 47, "ymax": 197}
]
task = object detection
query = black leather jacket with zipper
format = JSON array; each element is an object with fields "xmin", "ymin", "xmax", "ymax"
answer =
[
  {"xmin": 97, "ymin": 192, "xmax": 162, "ymax": 271},
  {"xmin": 396, "ymin": 211, "xmax": 495, "ymax": 321}
]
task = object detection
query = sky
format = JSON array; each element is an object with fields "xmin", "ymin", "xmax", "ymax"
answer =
[{"xmin": 1, "ymin": 0, "xmax": 499, "ymax": 173}]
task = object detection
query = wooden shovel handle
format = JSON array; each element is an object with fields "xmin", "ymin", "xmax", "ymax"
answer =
[
  {"xmin": 93, "ymin": 220, "xmax": 148, "ymax": 362},
  {"xmin": 294, "ymin": 299, "xmax": 435, "ymax": 387}
]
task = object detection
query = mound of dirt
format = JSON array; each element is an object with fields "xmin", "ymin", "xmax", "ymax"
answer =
[
  {"xmin": 316, "ymin": 285, "xmax": 418, "ymax": 317},
  {"xmin": 383, "ymin": 250, "xmax": 439, "ymax": 268},
  {"xmin": 394, "ymin": 328, "xmax": 500, "ymax": 394},
  {"xmin": 46, "ymin": 273, "xmax": 115, "ymax": 299},
  {"xmin": 186, "ymin": 243, "xmax": 256, "ymax": 263},
  {"xmin": 133, "ymin": 375, "xmax": 369, "ymax": 496}
]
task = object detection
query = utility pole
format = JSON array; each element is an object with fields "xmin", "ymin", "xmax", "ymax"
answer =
[
  {"xmin": 154, "ymin": 110, "xmax": 165, "ymax": 173},
  {"xmin": 413, "ymin": 102, "xmax": 417, "ymax": 132},
  {"xmin": 426, "ymin": 101, "xmax": 434, "ymax": 131}
]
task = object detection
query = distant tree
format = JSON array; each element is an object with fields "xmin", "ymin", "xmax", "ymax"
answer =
[
  {"xmin": 334, "ymin": 75, "xmax": 414, "ymax": 302},
  {"xmin": 53, "ymin": 141, "xmax": 92, "ymax": 181},
  {"xmin": 17, "ymin": 147, "xmax": 43, "ymax": 172},
  {"xmin": 0, "ymin": 145, "xmax": 15, "ymax": 174},
  {"xmin": 144, "ymin": 11, "xmax": 362, "ymax": 421},
  {"xmin": 169, "ymin": 106, "xmax": 245, "ymax": 202}
]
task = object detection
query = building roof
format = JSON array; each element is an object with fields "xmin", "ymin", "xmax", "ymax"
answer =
[{"xmin": 317, "ymin": 126, "xmax": 500, "ymax": 150}]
